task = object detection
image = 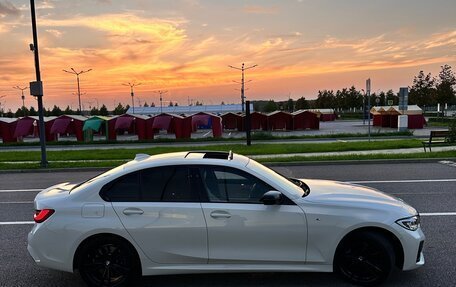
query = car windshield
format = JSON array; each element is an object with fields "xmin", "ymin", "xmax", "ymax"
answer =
[{"xmin": 246, "ymin": 159, "xmax": 308, "ymax": 198}]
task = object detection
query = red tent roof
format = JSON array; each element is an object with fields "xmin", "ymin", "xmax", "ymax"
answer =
[
  {"xmin": 152, "ymin": 115, "xmax": 173, "ymax": 130},
  {"xmin": 50, "ymin": 118, "xmax": 72, "ymax": 134},
  {"xmin": 192, "ymin": 114, "xmax": 210, "ymax": 126},
  {"xmin": 115, "ymin": 116, "xmax": 134, "ymax": 130},
  {"xmin": 14, "ymin": 118, "xmax": 35, "ymax": 138}
]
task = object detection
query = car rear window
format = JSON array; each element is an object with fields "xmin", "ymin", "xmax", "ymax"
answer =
[{"xmin": 101, "ymin": 166, "xmax": 198, "ymax": 202}]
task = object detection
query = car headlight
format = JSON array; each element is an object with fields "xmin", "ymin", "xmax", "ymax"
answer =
[{"xmin": 396, "ymin": 215, "xmax": 420, "ymax": 231}]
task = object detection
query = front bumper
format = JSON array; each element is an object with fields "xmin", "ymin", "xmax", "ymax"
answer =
[{"xmin": 397, "ymin": 226, "xmax": 425, "ymax": 271}]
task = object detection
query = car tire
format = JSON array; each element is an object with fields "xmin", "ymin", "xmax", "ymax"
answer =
[
  {"xmin": 78, "ymin": 236, "xmax": 139, "ymax": 287},
  {"xmin": 334, "ymin": 231, "xmax": 396, "ymax": 286}
]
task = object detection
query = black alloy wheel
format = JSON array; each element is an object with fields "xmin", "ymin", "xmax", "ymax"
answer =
[
  {"xmin": 335, "ymin": 232, "xmax": 395, "ymax": 286},
  {"xmin": 79, "ymin": 236, "xmax": 137, "ymax": 287}
]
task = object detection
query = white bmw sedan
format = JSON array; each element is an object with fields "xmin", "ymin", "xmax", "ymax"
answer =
[{"xmin": 28, "ymin": 151, "xmax": 425, "ymax": 286}]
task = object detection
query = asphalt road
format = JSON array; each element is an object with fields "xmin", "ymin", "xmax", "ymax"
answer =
[{"xmin": 1, "ymin": 161, "xmax": 455, "ymax": 286}]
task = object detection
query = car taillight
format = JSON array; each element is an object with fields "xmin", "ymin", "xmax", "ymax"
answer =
[{"xmin": 34, "ymin": 209, "xmax": 55, "ymax": 223}]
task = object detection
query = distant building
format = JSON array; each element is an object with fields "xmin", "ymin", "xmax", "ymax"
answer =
[{"xmin": 126, "ymin": 103, "xmax": 253, "ymax": 116}]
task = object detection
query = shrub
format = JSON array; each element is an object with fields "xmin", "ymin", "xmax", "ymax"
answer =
[{"xmin": 448, "ymin": 117, "xmax": 456, "ymax": 143}]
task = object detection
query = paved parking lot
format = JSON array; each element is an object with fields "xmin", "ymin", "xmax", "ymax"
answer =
[{"xmin": 0, "ymin": 161, "xmax": 455, "ymax": 286}]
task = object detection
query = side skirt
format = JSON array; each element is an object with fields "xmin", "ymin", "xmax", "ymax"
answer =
[{"xmin": 142, "ymin": 264, "xmax": 333, "ymax": 276}]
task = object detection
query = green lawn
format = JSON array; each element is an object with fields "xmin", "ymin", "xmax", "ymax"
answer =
[
  {"xmin": 0, "ymin": 139, "xmax": 423, "ymax": 162},
  {"xmin": 0, "ymin": 139, "xmax": 454, "ymax": 170}
]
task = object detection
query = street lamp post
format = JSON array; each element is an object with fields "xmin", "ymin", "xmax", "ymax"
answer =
[
  {"xmin": 29, "ymin": 0, "xmax": 47, "ymax": 167},
  {"xmin": 153, "ymin": 90, "xmax": 168, "ymax": 113},
  {"xmin": 229, "ymin": 63, "xmax": 257, "ymax": 112},
  {"xmin": 13, "ymin": 86, "xmax": 28, "ymax": 111},
  {"xmin": 0, "ymin": 95, "xmax": 6, "ymax": 117},
  {"xmin": 122, "ymin": 82, "xmax": 141, "ymax": 114},
  {"xmin": 366, "ymin": 79, "xmax": 371, "ymax": 142},
  {"xmin": 63, "ymin": 68, "xmax": 92, "ymax": 115}
]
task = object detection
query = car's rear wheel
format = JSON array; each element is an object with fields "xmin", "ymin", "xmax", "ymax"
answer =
[
  {"xmin": 335, "ymin": 232, "xmax": 395, "ymax": 286},
  {"xmin": 78, "ymin": 236, "xmax": 138, "ymax": 287}
]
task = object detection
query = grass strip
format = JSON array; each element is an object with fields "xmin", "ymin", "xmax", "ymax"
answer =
[
  {"xmin": 0, "ymin": 140, "xmax": 423, "ymax": 162},
  {"xmin": 0, "ymin": 151, "xmax": 455, "ymax": 170},
  {"xmin": 257, "ymin": 150, "xmax": 456, "ymax": 163},
  {"xmin": 0, "ymin": 131, "xmax": 413, "ymax": 147}
]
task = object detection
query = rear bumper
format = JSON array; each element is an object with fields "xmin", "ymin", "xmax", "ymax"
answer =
[{"xmin": 27, "ymin": 223, "xmax": 74, "ymax": 273}]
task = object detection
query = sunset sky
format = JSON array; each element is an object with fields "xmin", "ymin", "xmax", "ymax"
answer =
[{"xmin": 0, "ymin": 0, "xmax": 455, "ymax": 111}]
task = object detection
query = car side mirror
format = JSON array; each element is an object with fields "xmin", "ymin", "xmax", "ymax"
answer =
[{"xmin": 260, "ymin": 190, "xmax": 283, "ymax": 205}]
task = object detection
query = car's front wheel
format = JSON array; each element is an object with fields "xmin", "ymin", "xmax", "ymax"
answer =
[
  {"xmin": 335, "ymin": 231, "xmax": 396, "ymax": 286},
  {"xmin": 78, "ymin": 236, "xmax": 139, "ymax": 287}
]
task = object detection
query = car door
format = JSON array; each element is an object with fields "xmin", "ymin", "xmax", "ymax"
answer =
[
  {"xmin": 103, "ymin": 166, "xmax": 208, "ymax": 264},
  {"xmin": 197, "ymin": 165, "xmax": 307, "ymax": 264}
]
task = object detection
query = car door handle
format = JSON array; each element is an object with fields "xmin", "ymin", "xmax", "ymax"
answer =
[
  {"xmin": 123, "ymin": 208, "xmax": 144, "ymax": 215},
  {"xmin": 210, "ymin": 211, "xmax": 231, "ymax": 219}
]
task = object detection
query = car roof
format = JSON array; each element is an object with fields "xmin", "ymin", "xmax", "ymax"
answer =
[{"xmin": 119, "ymin": 151, "xmax": 250, "ymax": 173}]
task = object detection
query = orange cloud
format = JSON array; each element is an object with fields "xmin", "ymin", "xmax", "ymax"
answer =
[
  {"xmin": 0, "ymin": 7, "xmax": 455, "ymax": 110},
  {"xmin": 242, "ymin": 5, "xmax": 278, "ymax": 14}
]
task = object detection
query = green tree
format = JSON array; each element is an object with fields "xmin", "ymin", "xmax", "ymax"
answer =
[
  {"xmin": 15, "ymin": 108, "xmax": 24, "ymax": 117},
  {"xmin": 385, "ymin": 90, "xmax": 398, "ymax": 105},
  {"xmin": 286, "ymin": 98, "xmax": 294, "ymax": 112},
  {"xmin": 99, "ymin": 104, "xmax": 109, "ymax": 116},
  {"xmin": 90, "ymin": 107, "xmax": 100, "ymax": 116},
  {"xmin": 263, "ymin": 100, "xmax": 278, "ymax": 113},
  {"xmin": 335, "ymin": 89, "xmax": 347, "ymax": 110},
  {"xmin": 377, "ymin": 91, "xmax": 386, "ymax": 106},
  {"xmin": 64, "ymin": 105, "xmax": 75, "ymax": 115},
  {"xmin": 29, "ymin": 106, "xmax": 38, "ymax": 116},
  {"xmin": 435, "ymin": 65, "xmax": 456, "ymax": 106},
  {"xmin": 44, "ymin": 108, "xmax": 52, "ymax": 117},
  {"xmin": 315, "ymin": 90, "xmax": 336, "ymax": 109},
  {"xmin": 347, "ymin": 86, "xmax": 362, "ymax": 110},
  {"xmin": 295, "ymin": 97, "xmax": 309, "ymax": 110},
  {"xmin": 16, "ymin": 107, "xmax": 30, "ymax": 117},
  {"xmin": 50, "ymin": 105, "xmax": 63, "ymax": 116},
  {"xmin": 409, "ymin": 70, "xmax": 436, "ymax": 107},
  {"xmin": 113, "ymin": 103, "xmax": 126, "ymax": 115}
]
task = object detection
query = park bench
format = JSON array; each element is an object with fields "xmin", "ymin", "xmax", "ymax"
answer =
[{"xmin": 422, "ymin": 130, "xmax": 450, "ymax": 152}]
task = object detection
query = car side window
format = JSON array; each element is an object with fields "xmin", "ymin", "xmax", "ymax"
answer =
[
  {"xmin": 101, "ymin": 166, "xmax": 198, "ymax": 202},
  {"xmin": 161, "ymin": 166, "xmax": 198, "ymax": 202},
  {"xmin": 199, "ymin": 166, "xmax": 273, "ymax": 204},
  {"xmin": 141, "ymin": 166, "xmax": 172, "ymax": 201},
  {"xmin": 102, "ymin": 171, "xmax": 140, "ymax": 202}
]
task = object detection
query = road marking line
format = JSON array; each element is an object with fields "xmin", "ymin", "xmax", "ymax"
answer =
[
  {"xmin": 439, "ymin": 160, "xmax": 456, "ymax": 168},
  {"xmin": 0, "ymin": 201, "xmax": 33, "ymax": 204},
  {"xmin": 0, "ymin": 189, "xmax": 43, "ymax": 193},
  {"xmin": 0, "ymin": 221, "xmax": 34, "ymax": 225},
  {"xmin": 391, "ymin": 192, "xmax": 449, "ymax": 195},
  {"xmin": 421, "ymin": 212, "xmax": 456, "ymax": 216},
  {"xmin": 350, "ymin": 179, "xmax": 456, "ymax": 184}
]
